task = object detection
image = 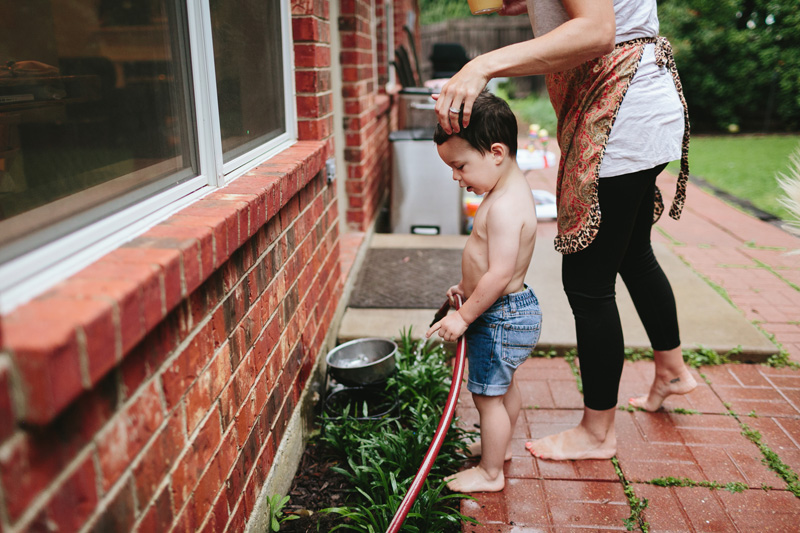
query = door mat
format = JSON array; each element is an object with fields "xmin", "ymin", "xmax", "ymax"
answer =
[{"xmin": 348, "ymin": 248, "xmax": 462, "ymax": 308}]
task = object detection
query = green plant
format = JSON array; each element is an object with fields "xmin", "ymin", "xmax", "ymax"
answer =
[
  {"xmin": 741, "ymin": 424, "xmax": 800, "ymax": 497},
  {"xmin": 622, "ymin": 344, "xmax": 738, "ymax": 369},
  {"xmin": 612, "ymin": 457, "xmax": 649, "ymax": 532},
  {"xmin": 777, "ymin": 146, "xmax": 800, "ymax": 247},
  {"xmin": 648, "ymin": 476, "xmax": 747, "ymax": 493},
  {"xmin": 659, "ymin": 1, "xmax": 800, "ymax": 132},
  {"xmin": 531, "ymin": 348, "xmax": 559, "ymax": 359},
  {"xmin": 318, "ymin": 329, "xmax": 477, "ymax": 530},
  {"xmin": 623, "ymin": 347, "xmax": 655, "ymax": 363},
  {"xmin": 764, "ymin": 348, "xmax": 800, "ymax": 369},
  {"xmin": 683, "ymin": 345, "xmax": 736, "ymax": 368},
  {"xmin": 419, "ymin": 0, "xmax": 473, "ymax": 24},
  {"xmin": 265, "ymin": 494, "xmax": 298, "ymax": 532},
  {"xmin": 494, "ymin": 81, "xmax": 558, "ymax": 135},
  {"xmin": 562, "ymin": 349, "xmax": 583, "ymax": 394},
  {"xmin": 672, "ymin": 407, "xmax": 700, "ymax": 415}
]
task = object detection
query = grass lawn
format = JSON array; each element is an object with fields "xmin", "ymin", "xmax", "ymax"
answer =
[
  {"xmin": 666, "ymin": 134, "xmax": 800, "ymax": 221},
  {"xmin": 502, "ymin": 86, "xmax": 800, "ymax": 222}
]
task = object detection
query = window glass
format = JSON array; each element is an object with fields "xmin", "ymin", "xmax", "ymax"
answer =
[
  {"xmin": 0, "ymin": 0, "xmax": 197, "ymax": 260},
  {"xmin": 210, "ymin": 0, "xmax": 285, "ymax": 163}
]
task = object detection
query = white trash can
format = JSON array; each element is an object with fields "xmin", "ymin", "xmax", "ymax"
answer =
[{"xmin": 389, "ymin": 128, "xmax": 461, "ymax": 235}]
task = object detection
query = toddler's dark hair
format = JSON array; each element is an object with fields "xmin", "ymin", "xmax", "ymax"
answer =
[{"xmin": 433, "ymin": 91, "xmax": 517, "ymax": 157}]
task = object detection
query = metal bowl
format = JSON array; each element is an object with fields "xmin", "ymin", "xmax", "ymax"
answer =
[{"xmin": 326, "ymin": 338, "xmax": 397, "ymax": 387}]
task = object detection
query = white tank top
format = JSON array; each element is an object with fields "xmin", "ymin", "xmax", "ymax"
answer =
[{"xmin": 526, "ymin": 0, "xmax": 684, "ymax": 177}]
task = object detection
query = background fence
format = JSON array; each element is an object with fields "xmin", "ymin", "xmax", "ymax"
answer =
[{"xmin": 418, "ymin": 17, "xmax": 545, "ymax": 95}]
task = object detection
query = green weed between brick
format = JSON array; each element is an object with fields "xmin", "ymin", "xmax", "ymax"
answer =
[
  {"xmin": 611, "ymin": 457, "xmax": 649, "ymax": 532},
  {"xmin": 710, "ymin": 390, "xmax": 800, "ymax": 499},
  {"xmin": 671, "ymin": 407, "xmax": 700, "ymax": 415},
  {"xmin": 535, "ymin": 344, "xmax": 795, "ymax": 415},
  {"xmin": 319, "ymin": 328, "xmax": 478, "ymax": 532},
  {"xmin": 650, "ymin": 363, "xmax": 800, "ymax": 498},
  {"xmin": 740, "ymin": 424, "xmax": 800, "ymax": 498},
  {"xmin": 535, "ymin": 345, "xmax": 746, "ymax": 400},
  {"xmin": 753, "ymin": 258, "xmax": 800, "ymax": 292},
  {"xmin": 646, "ymin": 476, "xmax": 747, "ymax": 493},
  {"xmin": 654, "ymin": 226, "xmax": 684, "ymax": 247},
  {"xmin": 621, "ymin": 345, "xmax": 739, "ymax": 368},
  {"xmin": 764, "ymin": 346, "xmax": 800, "ymax": 369},
  {"xmin": 676, "ymin": 255, "xmax": 736, "ymax": 306}
]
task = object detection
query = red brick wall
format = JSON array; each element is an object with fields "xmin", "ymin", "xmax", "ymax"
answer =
[
  {"xmin": 294, "ymin": 0, "xmax": 334, "ymax": 154},
  {"xmin": 0, "ymin": 143, "xmax": 340, "ymax": 533},
  {"xmin": 0, "ymin": 0, "xmax": 421, "ymax": 530},
  {"xmin": 0, "ymin": 2, "xmax": 348, "ymax": 531},
  {"xmin": 340, "ymin": 0, "xmax": 394, "ymax": 230}
]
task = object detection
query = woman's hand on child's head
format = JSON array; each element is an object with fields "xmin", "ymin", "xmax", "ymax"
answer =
[
  {"xmin": 425, "ymin": 312, "xmax": 469, "ymax": 342},
  {"xmin": 433, "ymin": 60, "xmax": 490, "ymax": 134}
]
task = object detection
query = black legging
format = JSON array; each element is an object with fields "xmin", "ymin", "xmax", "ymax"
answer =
[{"xmin": 562, "ymin": 163, "xmax": 680, "ymax": 411}]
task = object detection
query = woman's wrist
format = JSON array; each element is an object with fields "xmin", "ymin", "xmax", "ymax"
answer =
[{"xmin": 470, "ymin": 55, "xmax": 494, "ymax": 86}]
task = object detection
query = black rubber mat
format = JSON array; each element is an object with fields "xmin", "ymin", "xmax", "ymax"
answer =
[{"xmin": 348, "ymin": 248, "xmax": 462, "ymax": 308}]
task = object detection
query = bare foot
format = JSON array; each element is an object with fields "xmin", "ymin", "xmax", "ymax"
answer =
[
  {"xmin": 466, "ymin": 440, "xmax": 512, "ymax": 461},
  {"xmin": 445, "ymin": 466, "xmax": 504, "ymax": 493},
  {"xmin": 629, "ymin": 370, "xmax": 698, "ymax": 412},
  {"xmin": 525, "ymin": 427, "xmax": 616, "ymax": 461}
]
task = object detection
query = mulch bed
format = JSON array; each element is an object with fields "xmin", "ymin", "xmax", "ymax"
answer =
[{"xmin": 281, "ymin": 439, "xmax": 352, "ymax": 532}]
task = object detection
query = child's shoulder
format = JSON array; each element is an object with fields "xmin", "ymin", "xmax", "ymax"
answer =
[{"xmin": 492, "ymin": 179, "xmax": 536, "ymax": 212}]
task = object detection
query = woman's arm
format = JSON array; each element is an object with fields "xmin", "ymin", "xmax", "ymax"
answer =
[{"xmin": 435, "ymin": 0, "xmax": 615, "ymax": 133}]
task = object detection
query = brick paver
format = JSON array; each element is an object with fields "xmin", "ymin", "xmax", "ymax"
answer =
[
  {"xmin": 452, "ymin": 166, "xmax": 800, "ymax": 528},
  {"xmin": 456, "ymin": 355, "xmax": 800, "ymax": 531},
  {"xmin": 338, "ymin": 153, "xmax": 800, "ymax": 530}
]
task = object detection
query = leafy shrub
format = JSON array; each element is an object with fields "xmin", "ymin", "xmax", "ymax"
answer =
[
  {"xmin": 319, "ymin": 329, "xmax": 477, "ymax": 532},
  {"xmin": 659, "ymin": 0, "xmax": 800, "ymax": 132}
]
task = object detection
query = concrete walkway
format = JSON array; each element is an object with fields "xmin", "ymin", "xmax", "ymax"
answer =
[{"xmin": 336, "ymin": 163, "xmax": 800, "ymax": 531}]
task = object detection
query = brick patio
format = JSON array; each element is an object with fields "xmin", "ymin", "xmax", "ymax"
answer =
[
  {"xmin": 457, "ymin": 165, "xmax": 800, "ymax": 531},
  {"xmin": 338, "ymin": 161, "xmax": 800, "ymax": 531}
]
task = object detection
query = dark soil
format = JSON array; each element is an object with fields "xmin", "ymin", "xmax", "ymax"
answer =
[{"xmin": 281, "ymin": 438, "xmax": 352, "ymax": 532}]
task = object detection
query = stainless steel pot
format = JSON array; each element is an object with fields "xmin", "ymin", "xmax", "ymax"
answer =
[{"xmin": 326, "ymin": 338, "xmax": 397, "ymax": 387}]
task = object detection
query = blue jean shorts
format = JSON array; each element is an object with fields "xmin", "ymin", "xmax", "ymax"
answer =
[{"xmin": 465, "ymin": 286, "xmax": 542, "ymax": 396}]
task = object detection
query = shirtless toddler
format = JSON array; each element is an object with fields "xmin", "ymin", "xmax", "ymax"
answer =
[{"xmin": 426, "ymin": 92, "xmax": 540, "ymax": 493}]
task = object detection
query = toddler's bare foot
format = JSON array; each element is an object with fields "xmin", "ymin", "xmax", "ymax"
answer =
[
  {"xmin": 466, "ymin": 440, "xmax": 512, "ymax": 461},
  {"xmin": 629, "ymin": 370, "xmax": 697, "ymax": 412},
  {"xmin": 445, "ymin": 466, "xmax": 505, "ymax": 493},
  {"xmin": 525, "ymin": 427, "xmax": 616, "ymax": 461}
]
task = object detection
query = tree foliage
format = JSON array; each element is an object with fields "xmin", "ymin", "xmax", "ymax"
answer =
[
  {"xmin": 419, "ymin": 0, "xmax": 474, "ymax": 25},
  {"xmin": 658, "ymin": 0, "xmax": 800, "ymax": 132}
]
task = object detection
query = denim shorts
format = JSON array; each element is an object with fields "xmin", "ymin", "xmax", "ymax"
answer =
[{"xmin": 465, "ymin": 286, "xmax": 542, "ymax": 396}]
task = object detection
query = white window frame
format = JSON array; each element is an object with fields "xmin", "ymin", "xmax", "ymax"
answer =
[{"xmin": 0, "ymin": 0, "xmax": 297, "ymax": 313}]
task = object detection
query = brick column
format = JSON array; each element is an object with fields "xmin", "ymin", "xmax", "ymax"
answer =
[
  {"xmin": 293, "ymin": 0, "xmax": 335, "ymax": 156},
  {"xmin": 339, "ymin": 0, "xmax": 393, "ymax": 230}
]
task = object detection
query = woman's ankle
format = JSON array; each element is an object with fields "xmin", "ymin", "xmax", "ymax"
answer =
[{"xmin": 579, "ymin": 407, "xmax": 616, "ymax": 442}]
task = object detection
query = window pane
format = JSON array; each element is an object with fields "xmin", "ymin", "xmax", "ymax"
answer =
[
  {"xmin": 0, "ymin": 0, "xmax": 197, "ymax": 259},
  {"xmin": 210, "ymin": 0, "xmax": 285, "ymax": 163}
]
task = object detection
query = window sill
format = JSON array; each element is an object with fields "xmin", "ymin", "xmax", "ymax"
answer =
[{"xmin": 1, "ymin": 140, "xmax": 327, "ymax": 426}]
